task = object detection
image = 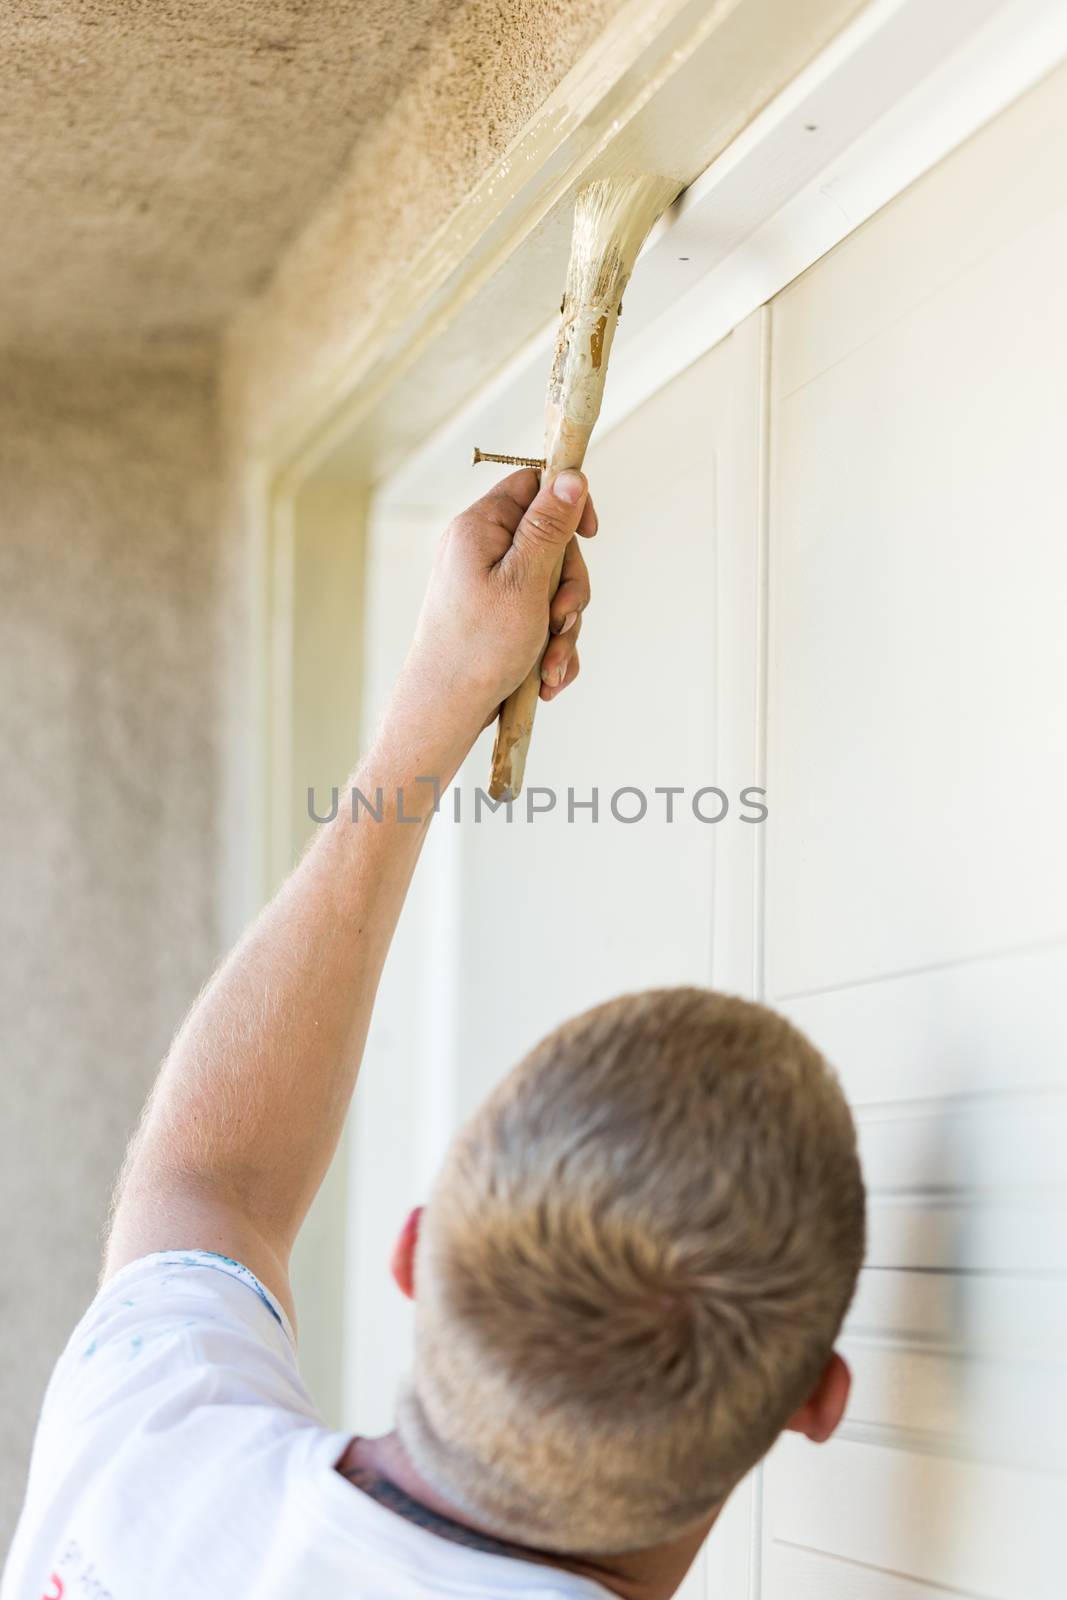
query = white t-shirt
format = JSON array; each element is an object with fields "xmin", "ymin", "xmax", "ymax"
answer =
[{"xmin": 3, "ymin": 1251, "xmax": 609, "ymax": 1600}]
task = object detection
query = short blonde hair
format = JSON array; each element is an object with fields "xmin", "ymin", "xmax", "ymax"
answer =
[{"xmin": 397, "ymin": 988, "xmax": 865, "ymax": 1553}]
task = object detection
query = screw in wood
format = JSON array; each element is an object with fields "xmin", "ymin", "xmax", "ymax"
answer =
[{"xmin": 471, "ymin": 447, "xmax": 547, "ymax": 468}]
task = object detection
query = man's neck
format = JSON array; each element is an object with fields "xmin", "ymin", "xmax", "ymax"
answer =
[{"xmin": 335, "ymin": 1433, "xmax": 718, "ymax": 1600}]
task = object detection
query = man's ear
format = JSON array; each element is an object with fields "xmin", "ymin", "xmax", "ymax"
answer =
[
  {"xmin": 784, "ymin": 1351, "xmax": 851, "ymax": 1444},
  {"xmin": 390, "ymin": 1206, "xmax": 423, "ymax": 1300}
]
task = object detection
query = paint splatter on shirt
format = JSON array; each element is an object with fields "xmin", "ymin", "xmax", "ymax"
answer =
[{"xmin": 2, "ymin": 1252, "xmax": 603, "ymax": 1600}]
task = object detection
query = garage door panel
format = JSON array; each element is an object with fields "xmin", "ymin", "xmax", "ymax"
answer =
[
  {"xmin": 765, "ymin": 1541, "xmax": 972, "ymax": 1600},
  {"xmin": 766, "ymin": 200, "xmax": 1067, "ymax": 998},
  {"xmin": 781, "ymin": 946, "xmax": 1067, "ymax": 1105},
  {"xmin": 761, "ymin": 60, "xmax": 1067, "ymax": 1600},
  {"xmin": 847, "ymin": 1268, "xmax": 1067, "ymax": 1355},
  {"xmin": 764, "ymin": 1434, "xmax": 1064, "ymax": 1600}
]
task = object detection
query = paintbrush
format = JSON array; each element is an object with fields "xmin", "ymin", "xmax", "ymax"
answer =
[{"xmin": 488, "ymin": 173, "xmax": 680, "ymax": 801}]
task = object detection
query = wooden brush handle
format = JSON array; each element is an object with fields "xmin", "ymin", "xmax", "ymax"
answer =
[
  {"xmin": 487, "ymin": 329, "xmax": 598, "ymax": 801},
  {"xmin": 488, "ymin": 535, "xmax": 568, "ymax": 800},
  {"xmin": 485, "ymin": 176, "xmax": 679, "ymax": 801}
]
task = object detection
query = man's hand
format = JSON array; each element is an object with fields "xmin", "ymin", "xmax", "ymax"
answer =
[
  {"xmin": 396, "ymin": 467, "xmax": 596, "ymax": 743},
  {"xmin": 103, "ymin": 469, "xmax": 596, "ymax": 1324}
]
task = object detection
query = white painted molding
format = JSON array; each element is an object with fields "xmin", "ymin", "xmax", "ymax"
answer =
[
  {"xmin": 380, "ymin": 0, "xmax": 1067, "ymax": 513},
  {"xmin": 266, "ymin": 0, "xmax": 875, "ymax": 494}
]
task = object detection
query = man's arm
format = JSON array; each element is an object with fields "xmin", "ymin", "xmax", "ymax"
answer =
[{"xmin": 105, "ymin": 468, "xmax": 595, "ymax": 1325}]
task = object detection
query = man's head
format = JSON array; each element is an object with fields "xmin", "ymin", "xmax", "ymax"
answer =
[{"xmin": 394, "ymin": 987, "xmax": 865, "ymax": 1554}]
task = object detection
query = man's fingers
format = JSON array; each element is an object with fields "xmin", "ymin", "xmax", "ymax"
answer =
[
  {"xmin": 443, "ymin": 469, "xmax": 539, "ymax": 572},
  {"xmin": 508, "ymin": 470, "xmax": 589, "ymax": 575},
  {"xmin": 540, "ymin": 645, "xmax": 580, "ymax": 701},
  {"xmin": 550, "ymin": 538, "xmax": 590, "ymax": 634},
  {"xmin": 460, "ymin": 469, "xmax": 595, "ymax": 579},
  {"xmin": 577, "ymin": 494, "xmax": 598, "ymax": 538},
  {"xmin": 540, "ymin": 613, "xmax": 582, "ymax": 691},
  {"xmin": 480, "ymin": 470, "xmax": 595, "ymax": 539},
  {"xmin": 478, "ymin": 468, "xmax": 541, "ymax": 523},
  {"xmin": 544, "ymin": 532, "xmax": 588, "ymax": 676}
]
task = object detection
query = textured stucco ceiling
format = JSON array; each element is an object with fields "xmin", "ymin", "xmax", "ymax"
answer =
[{"xmin": 0, "ymin": 0, "xmax": 468, "ymax": 355}]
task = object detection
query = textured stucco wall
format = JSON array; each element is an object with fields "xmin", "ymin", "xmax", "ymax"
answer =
[
  {"xmin": 0, "ymin": 349, "xmax": 222, "ymax": 1544},
  {"xmin": 0, "ymin": 0, "xmax": 694, "ymax": 1549},
  {"xmin": 0, "ymin": 0, "xmax": 468, "ymax": 360},
  {"xmin": 224, "ymin": 0, "xmax": 631, "ymax": 456},
  {"xmin": 0, "ymin": 7, "xmax": 632, "ymax": 1545}
]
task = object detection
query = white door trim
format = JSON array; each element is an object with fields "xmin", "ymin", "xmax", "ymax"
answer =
[{"xmin": 379, "ymin": 0, "xmax": 1067, "ymax": 514}]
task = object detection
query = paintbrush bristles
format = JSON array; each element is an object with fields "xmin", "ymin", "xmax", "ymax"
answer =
[
  {"xmin": 564, "ymin": 175, "xmax": 680, "ymax": 308},
  {"xmin": 545, "ymin": 174, "xmax": 679, "ymax": 476}
]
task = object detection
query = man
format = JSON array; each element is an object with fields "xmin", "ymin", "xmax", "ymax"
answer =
[{"xmin": 4, "ymin": 468, "xmax": 865, "ymax": 1599}]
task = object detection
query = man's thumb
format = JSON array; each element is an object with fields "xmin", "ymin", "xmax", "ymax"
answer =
[{"xmin": 511, "ymin": 470, "xmax": 588, "ymax": 571}]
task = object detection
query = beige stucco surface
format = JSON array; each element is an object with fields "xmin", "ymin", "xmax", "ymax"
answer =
[
  {"xmin": 0, "ymin": 0, "xmax": 467, "ymax": 359},
  {"xmin": 0, "ymin": 349, "xmax": 221, "ymax": 1540},
  {"xmin": 223, "ymin": 0, "xmax": 632, "ymax": 456}
]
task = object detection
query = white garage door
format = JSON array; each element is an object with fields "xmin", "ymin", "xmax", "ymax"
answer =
[
  {"xmin": 352, "ymin": 55, "xmax": 1067, "ymax": 1600},
  {"xmin": 757, "ymin": 57, "xmax": 1067, "ymax": 1600}
]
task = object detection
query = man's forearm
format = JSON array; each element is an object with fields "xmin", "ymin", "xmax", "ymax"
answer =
[
  {"xmin": 104, "ymin": 467, "xmax": 592, "ymax": 1309},
  {"xmin": 107, "ymin": 701, "xmax": 476, "ymax": 1282}
]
